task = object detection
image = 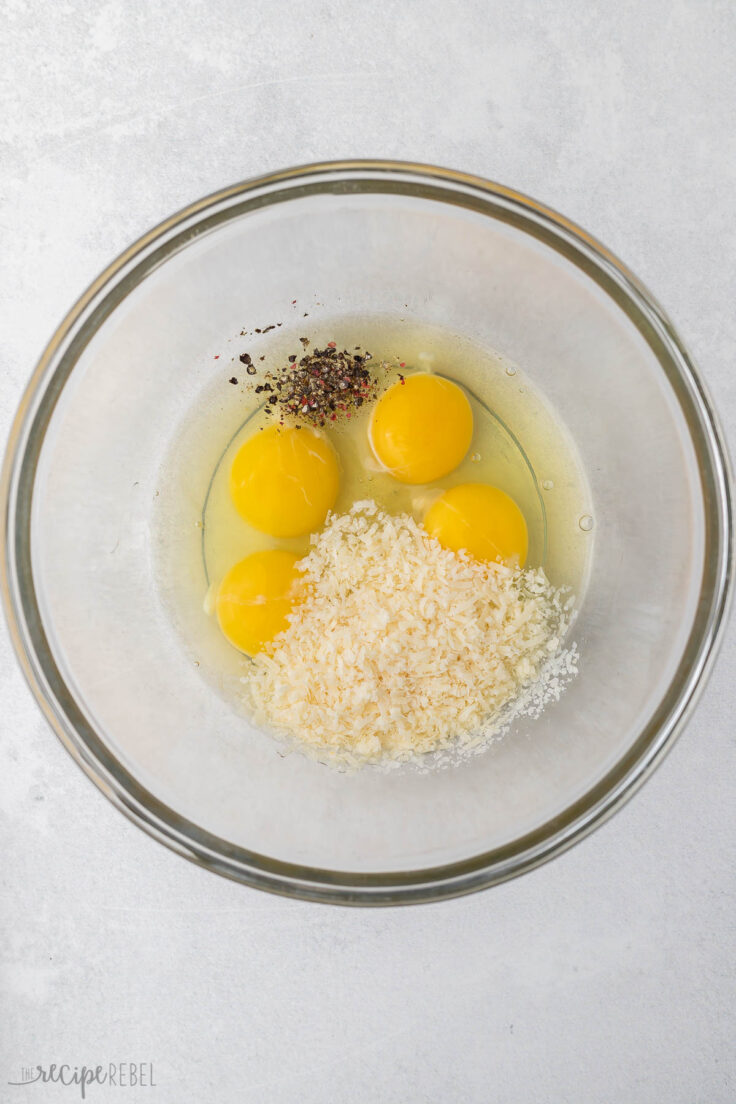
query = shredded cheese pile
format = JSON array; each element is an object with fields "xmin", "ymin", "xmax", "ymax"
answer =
[{"xmin": 247, "ymin": 501, "xmax": 576, "ymax": 766}]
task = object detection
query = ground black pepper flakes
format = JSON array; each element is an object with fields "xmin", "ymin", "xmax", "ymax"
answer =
[
  {"xmin": 248, "ymin": 343, "xmax": 387, "ymax": 427},
  {"xmin": 239, "ymin": 352, "xmax": 252, "ymax": 365},
  {"xmin": 229, "ymin": 377, "xmax": 238, "ymax": 385}
]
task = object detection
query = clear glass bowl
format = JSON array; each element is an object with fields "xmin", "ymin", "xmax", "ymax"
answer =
[{"xmin": 2, "ymin": 161, "xmax": 732, "ymax": 904}]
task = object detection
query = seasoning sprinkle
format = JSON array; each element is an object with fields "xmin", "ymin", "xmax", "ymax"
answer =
[{"xmin": 247, "ymin": 343, "xmax": 385, "ymax": 427}]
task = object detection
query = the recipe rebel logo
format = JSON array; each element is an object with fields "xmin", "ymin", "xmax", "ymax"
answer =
[{"xmin": 8, "ymin": 1063, "xmax": 156, "ymax": 1098}]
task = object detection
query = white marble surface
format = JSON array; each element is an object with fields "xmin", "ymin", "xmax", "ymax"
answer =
[{"xmin": 1, "ymin": 1, "xmax": 735, "ymax": 1101}]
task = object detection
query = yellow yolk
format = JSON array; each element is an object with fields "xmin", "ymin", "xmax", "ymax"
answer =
[
  {"xmin": 424, "ymin": 483, "xmax": 528, "ymax": 566},
  {"xmin": 230, "ymin": 424, "xmax": 339, "ymax": 537},
  {"xmin": 369, "ymin": 373, "xmax": 473, "ymax": 484},
  {"xmin": 216, "ymin": 549, "xmax": 302, "ymax": 655}
]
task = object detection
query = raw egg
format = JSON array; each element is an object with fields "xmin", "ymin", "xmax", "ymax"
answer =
[
  {"xmin": 424, "ymin": 482, "xmax": 528, "ymax": 566},
  {"xmin": 216, "ymin": 549, "xmax": 301, "ymax": 655},
  {"xmin": 369, "ymin": 373, "xmax": 473, "ymax": 484},
  {"xmin": 230, "ymin": 424, "xmax": 339, "ymax": 537}
]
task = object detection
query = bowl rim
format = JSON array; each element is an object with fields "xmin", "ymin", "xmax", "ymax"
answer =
[{"xmin": 2, "ymin": 159, "xmax": 733, "ymax": 905}]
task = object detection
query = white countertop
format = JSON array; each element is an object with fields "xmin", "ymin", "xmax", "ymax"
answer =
[{"xmin": 2, "ymin": 2, "xmax": 734, "ymax": 1101}]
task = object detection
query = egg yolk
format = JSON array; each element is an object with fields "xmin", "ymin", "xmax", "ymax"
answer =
[
  {"xmin": 369, "ymin": 373, "xmax": 473, "ymax": 484},
  {"xmin": 424, "ymin": 482, "xmax": 528, "ymax": 566},
  {"xmin": 230, "ymin": 424, "xmax": 339, "ymax": 537},
  {"xmin": 216, "ymin": 549, "xmax": 302, "ymax": 655}
]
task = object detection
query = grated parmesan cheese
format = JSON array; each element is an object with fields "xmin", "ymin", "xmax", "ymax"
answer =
[{"xmin": 246, "ymin": 501, "xmax": 577, "ymax": 767}]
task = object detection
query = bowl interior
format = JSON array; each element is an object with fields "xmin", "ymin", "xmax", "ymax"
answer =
[{"xmin": 8, "ymin": 167, "xmax": 728, "ymax": 896}]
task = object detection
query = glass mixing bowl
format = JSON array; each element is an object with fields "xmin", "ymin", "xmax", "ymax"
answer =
[{"xmin": 2, "ymin": 162, "xmax": 732, "ymax": 904}]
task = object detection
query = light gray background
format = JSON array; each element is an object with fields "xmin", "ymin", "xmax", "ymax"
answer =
[{"xmin": 1, "ymin": 2, "xmax": 734, "ymax": 1101}]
